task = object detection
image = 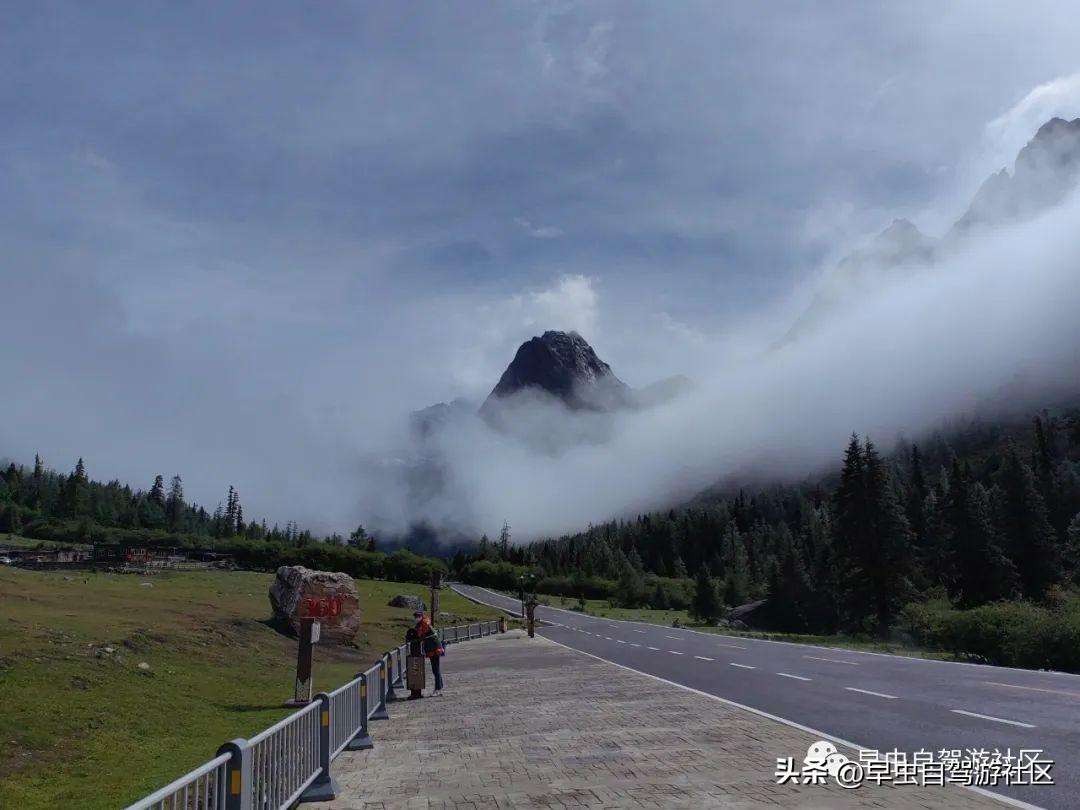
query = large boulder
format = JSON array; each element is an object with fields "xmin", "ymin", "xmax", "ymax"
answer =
[
  {"xmin": 387, "ymin": 594, "xmax": 426, "ymax": 611},
  {"xmin": 268, "ymin": 566, "xmax": 360, "ymax": 644}
]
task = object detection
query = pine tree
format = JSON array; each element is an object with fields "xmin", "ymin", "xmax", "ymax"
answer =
[
  {"xmin": 148, "ymin": 475, "xmax": 166, "ymax": 510},
  {"xmin": 349, "ymin": 524, "xmax": 369, "ymax": 548},
  {"xmin": 29, "ymin": 454, "xmax": 44, "ymax": 509},
  {"xmin": 943, "ymin": 461, "xmax": 1017, "ymax": 606},
  {"xmin": 224, "ymin": 486, "xmax": 237, "ymax": 534},
  {"xmin": 614, "ymin": 554, "xmax": 644, "ymax": 607},
  {"xmin": 165, "ymin": 475, "xmax": 184, "ymax": 529},
  {"xmin": 907, "ymin": 445, "xmax": 929, "ymax": 554},
  {"xmin": 498, "ymin": 521, "xmax": 511, "ymax": 559},
  {"xmin": 997, "ymin": 446, "xmax": 1059, "ymax": 599},
  {"xmin": 763, "ymin": 529, "xmax": 815, "ymax": 632},
  {"xmin": 65, "ymin": 458, "xmax": 88, "ymax": 517},
  {"xmin": 832, "ymin": 437, "xmax": 914, "ymax": 634},
  {"xmin": 671, "ymin": 554, "xmax": 689, "ymax": 579},
  {"xmin": 1065, "ymin": 512, "xmax": 1080, "ymax": 583},
  {"xmin": 1033, "ymin": 417, "xmax": 1068, "ymax": 540},
  {"xmin": 721, "ymin": 526, "xmax": 750, "ymax": 606},
  {"xmin": 691, "ymin": 566, "xmax": 721, "ymax": 623}
]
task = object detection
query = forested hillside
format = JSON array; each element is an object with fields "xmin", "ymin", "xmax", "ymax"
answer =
[
  {"xmin": 458, "ymin": 409, "xmax": 1080, "ymax": 664},
  {"xmin": 0, "ymin": 457, "xmax": 445, "ymax": 584}
]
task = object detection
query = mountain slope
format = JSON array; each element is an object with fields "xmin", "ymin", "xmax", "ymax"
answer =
[
  {"xmin": 479, "ymin": 330, "xmax": 633, "ymax": 416},
  {"xmin": 782, "ymin": 116, "xmax": 1080, "ymax": 346}
]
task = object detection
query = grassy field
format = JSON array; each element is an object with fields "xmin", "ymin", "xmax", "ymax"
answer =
[
  {"xmin": 540, "ymin": 594, "xmax": 956, "ymax": 661},
  {"xmin": 0, "ymin": 562, "xmax": 506, "ymax": 809}
]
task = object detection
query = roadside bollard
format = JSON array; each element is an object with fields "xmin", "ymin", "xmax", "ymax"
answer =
[
  {"xmin": 298, "ymin": 693, "xmax": 339, "ymax": 802},
  {"xmin": 499, "ymin": 616, "xmax": 507, "ymax": 633},
  {"xmin": 385, "ymin": 652, "xmax": 400, "ymax": 702},
  {"xmin": 217, "ymin": 738, "xmax": 250, "ymax": 810},
  {"xmin": 370, "ymin": 659, "xmax": 390, "ymax": 721},
  {"xmin": 346, "ymin": 672, "xmax": 374, "ymax": 750}
]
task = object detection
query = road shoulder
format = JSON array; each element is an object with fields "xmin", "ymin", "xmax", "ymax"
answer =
[{"xmin": 312, "ymin": 630, "xmax": 1000, "ymax": 809}]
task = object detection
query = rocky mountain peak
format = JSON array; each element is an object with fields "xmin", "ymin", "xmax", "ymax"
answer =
[
  {"xmin": 781, "ymin": 116, "xmax": 1080, "ymax": 348},
  {"xmin": 954, "ymin": 116, "xmax": 1080, "ymax": 234},
  {"xmin": 480, "ymin": 330, "xmax": 631, "ymax": 414}
]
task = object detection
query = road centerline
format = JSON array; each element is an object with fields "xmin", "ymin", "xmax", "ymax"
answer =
[
  {"xmin": 950, "ymin": 709, "xmax": 1036, "ymax": 729},
  {"xmin": 777, "ymin": 672, "xmax": 812, "ymax": 681},
  {"xmin": 845, "ymin": 687, "xmax": 898, "ymax": 700}
]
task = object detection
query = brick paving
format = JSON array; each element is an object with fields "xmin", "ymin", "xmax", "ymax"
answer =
[{"xmin": 311, "ymin": 631, "xmax": 1000, "ymax": 809}]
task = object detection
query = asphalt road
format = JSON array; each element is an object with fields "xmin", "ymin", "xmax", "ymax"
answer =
[{"xmin": 451, "ymin": 583, "xmax": 1080, "ymax": 809}]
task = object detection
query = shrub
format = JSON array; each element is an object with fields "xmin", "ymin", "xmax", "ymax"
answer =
[
  {"xmin": 460, "ymin": 559, "xmax": 531, "ymax": 591},
  {"xmin": 902, "ymin": 593, "xmax": 1080, "ymax": 672}
]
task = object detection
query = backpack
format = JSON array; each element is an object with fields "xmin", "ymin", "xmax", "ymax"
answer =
[{"xmin": 421, "ymin": 628, "xmax": 442, "ymax": 656}]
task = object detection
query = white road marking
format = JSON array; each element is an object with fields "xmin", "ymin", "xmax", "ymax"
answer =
[
  {"xmin": 729, "ymin": 663, "xmax": 755, "ymax": 670},
  {"xmin": 616, "ymin": 639, "xmax": 627, "ymax": 644},
  {"xmin": 695, "ymin": 656, "xmax": 714, "ymax": 661},
  {"xmin": 632, "ymin": 629, "xmax": 646, "ymax": 634},
  {"xmin": 806, "ymin": 656, "xmax": 859, "ymax": 665},
  {"xmin": 983, "ymin": 681, "xmax": 1080, "ymax": 700},
  {"xmin": 951, "ymin": 709, "xmax": 1035, "ymax": 729},
  {"xmin": 603, "ymin": 636, "xmax": 613, "ymax": 641},
  {"xmin": 715, "ymin": 643, "xmax": 748, "ymax": 650},
  {"xmin": 665, "ymin": 635, "xmax": 683, "ymax": 640},
  {"xmin": 629, "ymin": 643, "xmax": 641, "ymax": 648},
  {"xmin": 844, "ymin": 687, "xmax": 898, "ymax": 700},
  {"xmin": 777, "ymin": 672, "xmax": 812, "ymax": 682},
  {"xmin": 540, "ymin": 637, "xmax": 1045, "ymax": 810},
  {"xmin": 647, "ymin": 646, "xmax": 660, "ymax": 651},
  {"xmin": 669, "ymin": 650, "xmax": 685, "ymax": 655}
]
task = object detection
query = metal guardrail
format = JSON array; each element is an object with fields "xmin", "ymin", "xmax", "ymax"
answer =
[
  {"xmin": 125, "ymin": 621, "xmax": 502, "ymax": 810},
  {"xmin": 247, "ymin": 699, "xmax": 322, "ymax": 807},
  {"xmin": 125, "ymin": 751, "xmax": 230, "ymax": 810}
]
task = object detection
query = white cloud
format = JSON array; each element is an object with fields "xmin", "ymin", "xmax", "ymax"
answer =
[
  {"xmin": 983, "ymin": 72, "xmax": 1080, "ymax": 173},
  {"xmin": 528, "ymin": 274, "xmax": 598, "ymax": 337}
]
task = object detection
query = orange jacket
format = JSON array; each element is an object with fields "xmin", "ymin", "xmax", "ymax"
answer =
[{"xmin": 414, "ymin": 615, "xmax": 442, "ymax": 657}]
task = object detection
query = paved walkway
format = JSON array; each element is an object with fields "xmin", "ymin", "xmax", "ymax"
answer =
[{"xmin": 312, "ymin": 631, "xmax": 1001, "ymax": 809}]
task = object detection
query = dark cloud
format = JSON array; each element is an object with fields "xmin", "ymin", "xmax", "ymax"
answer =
[{"xmin": 4, "ymin": 1, "xmax": 1080, "ymax": 532}]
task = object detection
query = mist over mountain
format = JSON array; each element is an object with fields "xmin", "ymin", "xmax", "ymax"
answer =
[
  {"xmin": 780, "ymin": 117, "xmax": 1080, "ymax": 347},
  {"xmin": 954, "ymin": 117, "xmax": 1080, "ymax": 235},
  {"xmin": 8, "ymin": 5, "xmax": 1080, "ymax": 544},
  {"xmin": 380, "ymin": 114, "xmax": 1080, "ymax": 544},
  {"xmin": 401, "ymin": 331, "xmax": 695, "ymax": 530}
]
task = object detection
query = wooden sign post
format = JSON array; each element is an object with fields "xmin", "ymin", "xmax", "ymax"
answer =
[
  {"xmin": 285, "ymin": 596, "xmax": 341, "ymax": 706},
  {"xmin": 429, "ymin": 572, "xmax": 442, "ymax": 627}
]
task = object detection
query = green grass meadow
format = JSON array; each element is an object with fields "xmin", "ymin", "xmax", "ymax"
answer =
[{"xmin": 0, "ymin": 561, "xmax": 504, "ymax": 809}]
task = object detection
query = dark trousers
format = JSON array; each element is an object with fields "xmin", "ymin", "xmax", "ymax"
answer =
[{"xmin": 429, "ymin": 654, "xmax": 443, "ymax": 690}]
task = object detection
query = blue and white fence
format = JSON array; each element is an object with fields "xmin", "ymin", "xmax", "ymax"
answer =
[{"xmin": 125, "ymin": 619, "xmax": 503, "ymax": 810}]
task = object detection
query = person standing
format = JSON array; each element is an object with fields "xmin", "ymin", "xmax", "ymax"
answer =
[{"xmin": 413, "ymin": 610, "xmax": 444, "ymax": 695}]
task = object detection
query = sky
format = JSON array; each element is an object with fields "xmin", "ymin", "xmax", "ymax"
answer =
[{"xmin": 4, "ymin": 2, "xmax": 1080, "ymax": 537}]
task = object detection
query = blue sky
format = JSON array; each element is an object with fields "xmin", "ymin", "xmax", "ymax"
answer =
[{"xmin": 4, "ymin": 2, "xmax": 1080, "ymax": 532}]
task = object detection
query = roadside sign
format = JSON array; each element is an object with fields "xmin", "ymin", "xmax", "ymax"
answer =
[{"xmin": 310, "ymin": 621, "xmax": 321, "ymax": 644}]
